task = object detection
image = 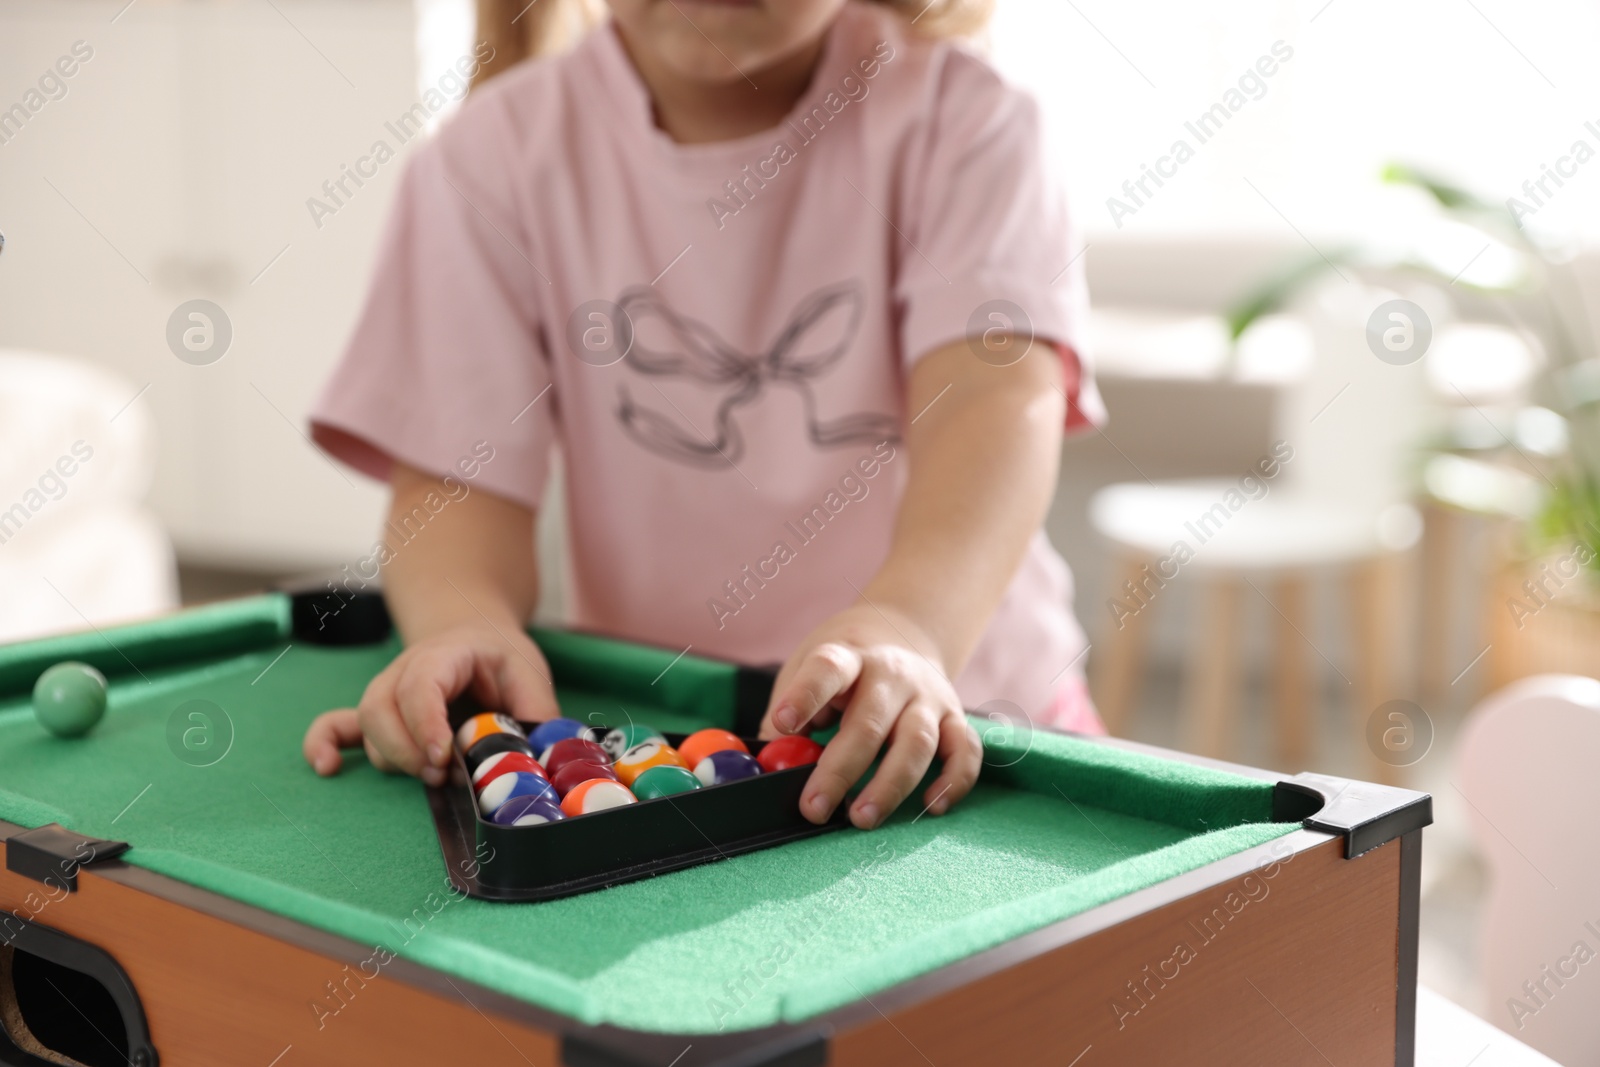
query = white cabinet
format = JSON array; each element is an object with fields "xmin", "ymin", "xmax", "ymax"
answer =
[{"xmin": 0, "ymin": 0, "xmax": 423, "ymax": 570}]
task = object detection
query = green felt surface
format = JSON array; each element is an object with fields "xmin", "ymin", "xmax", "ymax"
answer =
[{"xmin": 0, "ymin": 597, "xmax": 1296, "ymax": 1034}]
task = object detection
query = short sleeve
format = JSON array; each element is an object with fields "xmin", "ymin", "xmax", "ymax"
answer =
[
  {"xmin": 894, "ymin": 56, "xmax": 1106, "ymax": 433},
  {"xmin": 310, "ymin": 130, "xmax": 555, "ymax": 509}
]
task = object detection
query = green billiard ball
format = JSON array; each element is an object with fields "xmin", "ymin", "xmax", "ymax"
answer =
[
  {"xmin": 33, "ymin": 662, "xmax": 108, "ymax": 738},
  {"xmin": 631, "ymin": 764, "xmax": 701, "ymax": 801}
]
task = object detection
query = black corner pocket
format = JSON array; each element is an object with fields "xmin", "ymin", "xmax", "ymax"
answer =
[
  {"xmin": 287, "ymin": 587, "xmax": 394, "ymax": 646},
  {"xmin": 0, "ymin": 917, "xmax": 158, "ymax": 1067}
]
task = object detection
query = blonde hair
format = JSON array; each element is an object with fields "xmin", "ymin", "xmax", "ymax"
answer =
[{"xmin": 473, "ymin": 0, "xmax": 994, "ymax": 86}]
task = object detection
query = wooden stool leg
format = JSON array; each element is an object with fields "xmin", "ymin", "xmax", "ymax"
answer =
[
  {"xmin": 1269, "ymin": 573, "xmax": 1314, "ymax": 771},
  {"xmin": 1418, "ymin": 503, "xmax": 1456, "ymax": 707},
  {"xmin": 1486, "ymin": 516, "xmax": 1528, "ymax": 694},
  {"xmin": 1350, "ymin": 554, "xmax": 1403, "ymax": 785},
  {"xmin": 1093, "ymin": 553, "xmax": 1155, "ymax": 737},
  {"xmin": 1184, "ymin": 575, "xmax": 1244, "ymax": 759}
]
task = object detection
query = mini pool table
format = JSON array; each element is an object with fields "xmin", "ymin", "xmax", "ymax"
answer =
[{"xmin": 0, "ymin": 590, "xmax": 1431, "ymax": 1066}]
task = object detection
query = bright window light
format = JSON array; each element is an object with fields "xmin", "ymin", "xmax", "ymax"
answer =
[{"xmin": 989, "ymin": 0, "xmax": 1600, "ymax": 244}]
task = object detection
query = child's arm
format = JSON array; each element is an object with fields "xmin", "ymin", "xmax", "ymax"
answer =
[
  {"xmin": 302, "ymin": 461, "xmax": 558, "ymax": 785},
  {"xmin": 764, "ymin": 337, "xmax": 1067, "ymax": 828}
]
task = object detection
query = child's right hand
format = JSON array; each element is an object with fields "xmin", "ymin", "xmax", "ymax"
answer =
[{"xmin": 302, "ymin": 623, "xmax": 559, "ymax": 786}]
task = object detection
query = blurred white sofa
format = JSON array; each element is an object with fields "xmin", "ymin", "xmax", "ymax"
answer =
[{"xmin": 0, "ymin": 350, "xmax": 177, "ymax": 642}]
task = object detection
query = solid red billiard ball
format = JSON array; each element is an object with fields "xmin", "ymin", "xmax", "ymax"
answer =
[
  {"xmin": 542, "ymin": 738, "xmax": 609, "ymax": 779},
  {"xmin": 756, "ymin": 734, "xmax": 824, "ymax": 773},
  {"xmin": 550, "ymin": 759, "xmax": 617, "ymax": 798}
]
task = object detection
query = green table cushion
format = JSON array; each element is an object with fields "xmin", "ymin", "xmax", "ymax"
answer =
[
  {"xmin": 531, "ymin": 627, "xmax": 742, "ymax": 733},
  {"xmin": 0, "ymin": 598, "xmax": 1296, "ymax": 1034},
  {"xmin": 0, "ymin": 595, "xmax": 292, "ymax": 697}
]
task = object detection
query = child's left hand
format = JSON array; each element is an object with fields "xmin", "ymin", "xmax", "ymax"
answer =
[{"xmin": 760, "ymin": 603, "xmax": 982, "ymax": 830}]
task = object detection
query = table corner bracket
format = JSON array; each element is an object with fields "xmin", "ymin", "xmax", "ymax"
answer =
[
  {"xmin": 3, "ymin": 823, "xmax": 130, "ymax": 892},
  {"xmin": 1275, "ymin": 773, "xmax": 1433, "ymax": 859}
]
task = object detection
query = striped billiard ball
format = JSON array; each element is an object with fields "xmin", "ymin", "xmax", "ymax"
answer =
[
  {"xmin": 560, "ymin": 779, "xmax": 636, "ymax": 817},
  {"xmin": 471, "ymin": 751, "xmax": 546, "ymax": 792},
  {"xmin": 463, "ymin": 732, "xmax": 534, "ymax": 775},
  {"xmin": 613, "ymin": 741, "xmax": 688, "ymax": 787},
  {"xmin": 490, "ymin": 793, "xmax": 565, "ymax": 827},
  {"xmin": 693, "ymin": 750, "xmax": 763, "ymax": 787},
  {"xmin": 599, "ymin": 724, "xmax": 665, "ymax": 762},
  {"xmin": 477, "ymin": 772, "xmax": 556, "ymax": 817},
  {"xmin": 455, "ymin": 712, "xmax": 522, "ymax": 753}
]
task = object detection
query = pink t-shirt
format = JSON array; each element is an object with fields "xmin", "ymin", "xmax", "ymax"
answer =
[{"xmin": 311, "ymin": 2, "xmax": 1106, "ymax": 727}]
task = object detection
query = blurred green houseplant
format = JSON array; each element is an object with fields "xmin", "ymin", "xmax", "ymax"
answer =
[{"xmin": 1225, "ymin": 164, "xmax": 1600, "ymax": 576}]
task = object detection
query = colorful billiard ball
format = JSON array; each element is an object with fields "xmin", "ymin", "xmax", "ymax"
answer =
[
  {"xmin": 542, "ymin": 737, "xmax": 610, "ymax": 778},
  {"xmin": 490, "ymin": 793, "xmax": 565, "ymax": 827},
  {"xmin": 463, "ymin": 732, "xmax": 534, "ymax": 774},
  {"xmin": 631, "ymin": 765, "xmax": 701, "ymax": 800},
  {"xmin": 528, "ymin": 717, "xmax": 592, "ymax": 759},
  {"xmin": 471, "ymin": 751, "xmax": 546, "ymax": 793},
  {"xmin": 477, "ymin": 771, "xmax": 556, "ymax": 816},
  {"xmin": 455, "ymin": 711, "xmax": 522, "ymax": 753},
  {"xmin": 32, "ymin": 662, "xmax": 108, "ymax": 739},
  {"xmin": 598, "ymin": 723, "xmax": 665, "ymax": 762},
  {"xmin": 678, "ymin": 728, "xmax": 747, "ymax": 769},
  {"xmin": 560, "ymin": 779, "xmax": 636, "ymax": 817},
  {"xmin": 693, "ymin": 749, "xmax": 763, "ymax": 787},
  {"xmin": 756, "ymin": 734, "xmax": 825, "ymax": 773},
  {"xmin": 613, "ymin": 741, "xmax": 688, "ymax": 787},
  {"xmin": 550, "ymin": 759, "xmax": 618, "ymax": 798}
]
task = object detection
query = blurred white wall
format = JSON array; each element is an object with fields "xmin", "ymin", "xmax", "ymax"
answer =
[{"xmin": 0, "ymin": 0, "xmax": 419, "ymax": 572}]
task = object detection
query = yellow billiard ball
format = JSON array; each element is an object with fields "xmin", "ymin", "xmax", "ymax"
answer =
[{"xmin": 613, "ymin": 741, "xmax": 688, "ymax": 787}]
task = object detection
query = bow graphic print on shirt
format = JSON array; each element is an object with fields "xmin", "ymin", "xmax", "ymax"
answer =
[{"xmin": 613, "ymin": 281, "xmax": 900, "ymax": 468}]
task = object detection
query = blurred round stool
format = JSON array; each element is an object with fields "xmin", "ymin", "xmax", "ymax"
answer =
[
  {"xmin": 1090, "ymin": 480, "xmax": 1420, "ymax": 780},
  {"xmin": 1090, "ymin": 282, "xmax": 1438, "ymax": 780}
]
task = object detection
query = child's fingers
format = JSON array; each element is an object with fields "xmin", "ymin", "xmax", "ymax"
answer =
[
  {"xmin": 798, "ymin": 672, "xmax": 904, "ymax": 825},
  {"xmin": 394, "ymin": 650, "xmax": 464, "ymax": 782},
  {"xmin": 847, "ymin": 701, "xmax": 942, "ymax": 830},
  {"xmin": 480, "ymin": 644, "xmax": 562, "ymax": 726},
  {"xmin": 921, "ymin": 713, "xmax": 983, "ymax": 816},
  {"xmin": 756, "ymin": 703, "xmax": 842, "ymax": 741},
  {"xmin": 302, "ymin": 708, "xmax": 364, "ymax": 776},
  {"xmin": 361, "ymin": 666, "xmax": 434, "ymax": 782},
  {"xmin": 767, "ymin": 642, "xmax": 862, "ymax": 735},
  {"xmin": 364, "ymin": 738, "xmax": 399, "ymax": 775}
]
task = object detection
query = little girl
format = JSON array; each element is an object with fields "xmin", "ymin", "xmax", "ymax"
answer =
[{"xmin": 302, "ymin": 0, "xmax": 1105, "ymax": 830}]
